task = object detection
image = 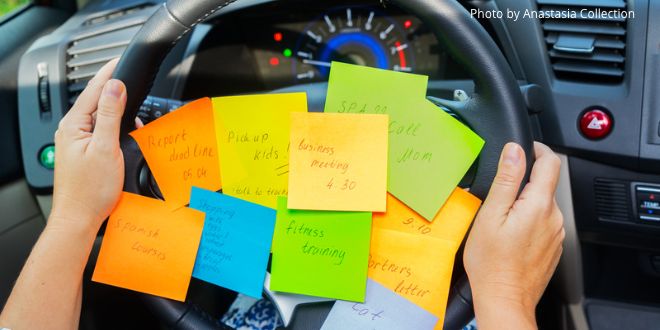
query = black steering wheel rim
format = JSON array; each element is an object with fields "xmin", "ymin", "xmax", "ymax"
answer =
[{"xmin": 112, "ymin": 0, "xmax": 535, "ymax": 329}]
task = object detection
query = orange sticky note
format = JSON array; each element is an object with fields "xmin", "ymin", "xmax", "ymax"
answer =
[
  {"xmin": 373, "ymin": 189, "xmax": 481, "ymax": 249},
  {"xmin": 130, "ymin": 98, "xmax": 221, "ymax": 207},
  {"xmin": 368, "ymin": 228, "xmax": 455, "ymax": 327},
  {"xmin": 92, "ymin": 192, "xmax": 205, "ymax": 301},
  {"xmin": 288, "ymin": 112, "xmax": 388, "ymax": 212}
]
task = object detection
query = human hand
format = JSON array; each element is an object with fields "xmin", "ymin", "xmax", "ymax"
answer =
[
  {"xmin": 50, "ymin": 59, "xmax": 129, "ymax": 233},
  {"xmin": 464, "ymin": 142, "xmax": 564, "ymax": 328}
]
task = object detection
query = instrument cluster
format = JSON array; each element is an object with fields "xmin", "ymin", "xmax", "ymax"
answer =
[{"xmin": 183, "ymin": 1, "xmax": 470, "ymax": 99}]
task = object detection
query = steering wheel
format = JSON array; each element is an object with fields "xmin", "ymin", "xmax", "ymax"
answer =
[{"xmin": 111, "ymin": 0, "xmax": 535, "ymax": 329}]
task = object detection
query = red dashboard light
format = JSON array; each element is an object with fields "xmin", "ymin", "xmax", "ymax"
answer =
[
  {"xmin": 404, "ymin": 20, "xmax": 412, "ymax": 29},
  {"xmin": 269, "ymin": 57, "xmax": 280, "ymax": 66},
  {"xmin": 274, "ymin": 32, "xmax": 283, "ymax": 42}
]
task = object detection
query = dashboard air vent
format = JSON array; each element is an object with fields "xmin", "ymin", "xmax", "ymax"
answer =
[
  {"xmin": 83, "ymin": 4, "xmax": 152, "ymax": 26},
  {"xmin": 538, "ymin": 0, "xmax": 629, "ymax": 83},
  {"xmin": 594, "ymin": 178, "xmax": 631, "ymax": 223},
  {"xmin": 65, "ymin": 5, "xmax": 157, "ymax": 106}
]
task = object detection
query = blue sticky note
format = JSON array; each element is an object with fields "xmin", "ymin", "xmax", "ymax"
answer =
[
  {"xmin": 320, "ymin": 279, "xmax": 438, "ymax": 330},
  {"xmin": 189, "ymin": 187, "xmax": 276, "ymax": 298}
]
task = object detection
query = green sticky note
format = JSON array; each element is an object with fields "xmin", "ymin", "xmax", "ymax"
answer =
[
  {"xmin": 324, "ymin": 62, "xmax": 428, "ymax": 115},
  {"xmin": 270, "ymin": 196, "xmax": 372, "ymax": 302},
  {"xmin": 325, "ymin": 62, "xmax": 484, "ymax": 220}
]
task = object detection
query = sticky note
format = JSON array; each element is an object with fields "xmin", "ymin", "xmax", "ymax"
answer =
[
  {"xmin": 130, "ymin": 98, "xmax": 221, "ymax": 207},
  {"xmin": 368, "ymin": 228, "xmax": 456, "ymax": 325},
  {"xmin": 320, "ymin": 279, "xmax": 438, "ymax": 330},
  {"xmin": 92, "ymin": 192, "xmax": 204, "ymax": 301},
  {"xmin": 373, "ymin": 189, "xmax": 481, "ymax": 249},
  {"xmin": 325, "ymin": 61, "xmax": 429, "ymax": 103},
  {"xmin": 189, "ymin": 187, "xmax": 276, "ymax": 298},
  {"xmin": 325, "ymin": 62, "xmax": 484, "ymax": 220},
  {"xmin": 213, "ymin": 93, "xmax": 307, "ymax": 208},
  {"xmin": 288, "ymin": 112, "xmax": 388, "ymax": 212},
  {"xmin": 270, "ymin": 197, "xmax": 372, "ymax": 301}
]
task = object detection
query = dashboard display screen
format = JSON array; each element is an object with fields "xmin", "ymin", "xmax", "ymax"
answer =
[
  {"xmin": 252, "ymin": 5, "xmax": 440, "ymax": 86},
  {"xmin": 184, "ymin": 1, "xmax": 469, "ymax": 99}
]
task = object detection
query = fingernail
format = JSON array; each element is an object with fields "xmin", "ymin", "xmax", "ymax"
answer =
[
  {"xmin": 503, "ymin": 143, "xmax": 522, "ymax": 166},
  {"xmin": 103, "ymin": 79, "xmax": 123, "ymax": 99}
]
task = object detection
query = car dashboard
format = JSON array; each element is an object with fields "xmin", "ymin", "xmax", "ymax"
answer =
[
  {"xmin": 15, "ymin": 0, "xmax": 660, "ymax": 328},
  {"xmin": 183, "ymin": 1, "xmax": 464, "ymax": 98},
  {"xmin": 18, "ymin": 0, "xmax": 480, "ymax": 190}
]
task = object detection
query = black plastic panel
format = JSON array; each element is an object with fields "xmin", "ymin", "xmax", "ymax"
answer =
[
  {"xmin": 638, "ymin": 0, "xmax": 660, "ymax": 170},
  {"xmin": 16, "ymin": 0, "xmax": 194, "ymax": 191},
  {"xmin": 0, "ymin": 6, "xmax": 70, "ymax": 185},
  {"xmin": 582, "ymin": 243, "xmax": 660, "ymax": 307},
  {"xmin": 570, "ymin": 156, "xmax": 660, "ymax": 251},
  {"xmin": 0, "ymin": 217, "xmax": 44, "ymax": 306},
  {"xmin": 495, "ymin": 0, "xmax": 651, "ymax": 170},
  {"xmin": 585, "ymin": 298, "xmax": 660, "ymax": 329}
]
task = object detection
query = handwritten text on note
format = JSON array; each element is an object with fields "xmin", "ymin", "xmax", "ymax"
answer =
[
  {"xmin": 270, "ymin": 197, "xmax": 372, "ymax": 301},
  {"xmin": 288, "ymin": 112, "xmax": 388, "ymax": 212},
  {"xmin": 324, "ymin": 62, "xmax": 484, "ymax": 220},
  {"xmin": 320, "ymin": 279, "xmax": 438, "ymax": 330},
  {"xmin": 130, "ymin": 98, "xmax": 222, "ymax": 207},
  {"xmin": 92, "ymin": 192, "xmax": 204, "ymax": 301},
  {"xmin": 189, "ymin": 187, "xmax": 275, "ymax": 298},
  {"xmin": 213, "ymin": 93, "xmax": 307, "ymax": 208}
]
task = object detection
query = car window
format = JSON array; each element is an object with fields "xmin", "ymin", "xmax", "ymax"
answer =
[{"xmin": 0, "ymin": 0, "xmax": 29, "ymax": 18}]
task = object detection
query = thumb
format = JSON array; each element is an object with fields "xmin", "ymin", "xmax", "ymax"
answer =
[
  {"xmin": 93, "ymin": 79, "xmax": 126, "ymax": 144},
  {"xmin": 480, "ymin": 143, "xmax": 526, "ymax": 221}
]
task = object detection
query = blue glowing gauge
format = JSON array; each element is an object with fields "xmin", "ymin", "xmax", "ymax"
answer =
[{"xmin": 293, "ymin": 6, "xmax": 416, "ymax": 82}]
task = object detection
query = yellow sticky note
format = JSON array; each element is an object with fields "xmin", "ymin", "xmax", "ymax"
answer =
[
  {"xmin": 373, "ymin": 189, "xmax": 481, "ymax": 249},
  {"xmin": 130, "ymin": 98, "xmax": 221, "ymax": 207},
  {"xmin": 288, "ymin": 112, "xmax": 388, "ymax": 212},
  {"xmin": 92, "ymin": 192, "xmax": 204, "ymax": 301},
  {"xmin": 213, "ymin": 93, "xmax": 307, "ymax": 209},
  {"xmin": 368, "ymin": 228, "xmax": 456, "ymax": 326}
]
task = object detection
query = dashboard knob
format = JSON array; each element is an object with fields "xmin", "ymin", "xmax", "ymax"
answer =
[{"xmin": 579, "ymin": 108, "xmax": 612, "ymax": 140}]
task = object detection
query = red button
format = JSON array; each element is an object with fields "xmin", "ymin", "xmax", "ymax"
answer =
[{"xmin": 580, "ymin": 109, "xmax": 612, "ymax": 140}]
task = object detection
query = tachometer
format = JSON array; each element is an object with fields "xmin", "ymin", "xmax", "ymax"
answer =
[{"xmin": 292, "ymin": 6, "xmax": 416, "ymax": 82}]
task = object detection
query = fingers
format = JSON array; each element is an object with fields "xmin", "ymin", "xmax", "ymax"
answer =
[
  {"xmin": 69, "ymin": 58, "xmax": 119, "ymax": 116},
  {"xmin": 480, "ymin": 143, "xmax": 527, "ymax": 222},
  {"xmin": 520, "ymin": 142, "xmax": 561, "ymax": 199},
  {"xmin": 92, "ymin": 79, "xmax": 126, "ymax": 145},
  {"xmin": 135, "ymin": 117, "xmax": 144, "ymax": 129}
]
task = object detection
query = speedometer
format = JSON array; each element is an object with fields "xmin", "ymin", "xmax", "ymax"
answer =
[
  {"xmin": 292, "ymin": 6, "xmax": 417, "ymax": 82},
  {"xmin": 194, "ymin": 3, "xmax": 447, "ymax": 95}
]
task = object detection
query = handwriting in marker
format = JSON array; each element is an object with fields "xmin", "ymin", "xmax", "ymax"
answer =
[
  {"xmin": 368, "ymin": 228, "xmax": 456, "ymax": 326},
  {"xmin": 320, "ymin": 279, "xmax": 438, "ymax": 330},
  {"xmin": 324, "ymin": 62, "xmax": 484, "ymax": 220},
  {"xmin": 270, "ymin": 197, "xmax": 372, "ymax": 302},
  {"xmin": 92, "ymin": 192, "xmax": 204, "ymax": 302},
  {"xmin": 130, "ymin": 98, "xmax": 221, "ymax": 207},
  {"xmin": 373, "ymin": 190, "xmax": 481, "ymax": 250},
  {"xmin": 189, "ymin": 187, "xmax": 275, "ymax": 299},
  {"xmin": 288, "ymin": 112, "xmax": 388, "ymax": 212},
  {"xmin": 213, "ymin": 93, "xmax": 307, "ymax": 208},
  {"xmin": 275, "ymin": 163, "xmax": 289, "ymax": 176}
]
